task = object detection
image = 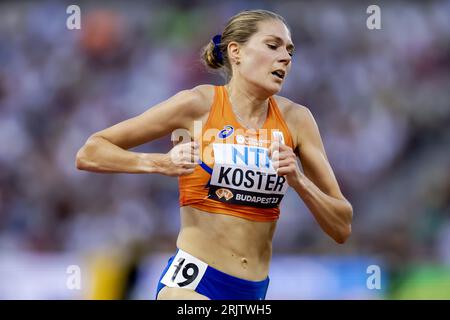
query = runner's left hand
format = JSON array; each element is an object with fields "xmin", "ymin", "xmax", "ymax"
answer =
[{"xmin": 268, "ymin": 136, "xmax": 303, "ymax": 188}]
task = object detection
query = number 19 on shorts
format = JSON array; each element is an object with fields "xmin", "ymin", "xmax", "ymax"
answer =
[{"xmin": 161, "ymin": 250, "xmax": 208, "ymax": 290}]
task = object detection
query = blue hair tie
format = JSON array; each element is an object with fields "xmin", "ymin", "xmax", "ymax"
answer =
[{"xmin": 212, "ymin": 34, "xmax": 223, "ymax": 64}]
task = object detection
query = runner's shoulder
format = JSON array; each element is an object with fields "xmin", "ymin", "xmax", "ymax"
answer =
[
  {"xmin": 182, "ymin": 84, "xmax": 215, "ymax": 118},
  {"xmin": 273, "ymin": 94, "xmax": 310, "ymax": 123}
]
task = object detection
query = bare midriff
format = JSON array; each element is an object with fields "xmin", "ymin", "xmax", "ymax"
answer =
[{"xmin": 176, "ymin": 205, "xmax": 276, "ymax": 282}]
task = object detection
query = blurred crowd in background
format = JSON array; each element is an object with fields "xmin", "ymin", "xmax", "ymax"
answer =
[{"xmin": 0, "ymin": 0, "xmax": 449, "ymax": 299}]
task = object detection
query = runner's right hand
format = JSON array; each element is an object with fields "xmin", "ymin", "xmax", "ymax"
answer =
[{"xmin": 159, "ymin": 141, "xmax": 200, "ymax": 176}]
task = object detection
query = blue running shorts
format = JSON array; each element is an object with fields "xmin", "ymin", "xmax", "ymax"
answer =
[{"xmin": 156, "ymin": 249, "xmax": 269, "ymax": 300}]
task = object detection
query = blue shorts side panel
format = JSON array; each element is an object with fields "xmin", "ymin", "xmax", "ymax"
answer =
[{"xmin": 155, "ymin": 254, "xmax": 175, "ymax": 299}]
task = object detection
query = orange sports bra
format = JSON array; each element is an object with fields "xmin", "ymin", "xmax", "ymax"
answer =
[{"xmin": 178, "ymin": 85, "xmax": 294, "ymax": 222}]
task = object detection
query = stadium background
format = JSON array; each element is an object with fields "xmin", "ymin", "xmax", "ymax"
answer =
[{"xmin": 0, "ymin": 0, "xmax": 449, "ymax": 299}]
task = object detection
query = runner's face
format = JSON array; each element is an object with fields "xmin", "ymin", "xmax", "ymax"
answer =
[{"xmin": 237, "ymin": 20, "xmax": 294, "ymax": 95}]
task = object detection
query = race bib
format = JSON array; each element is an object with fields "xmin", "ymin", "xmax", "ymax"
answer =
[
  {"xmin": 208, "ymin": 143, "xmax": 288, "ymax": 208},
  {"xmin": 160, "ymin": 249, "xmax": 208, "ymax": 290}
]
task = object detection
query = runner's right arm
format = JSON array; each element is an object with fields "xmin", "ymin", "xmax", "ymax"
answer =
[{"xmin": 75, "ymin": 87, "xmax": 206, "ymax": 176}]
